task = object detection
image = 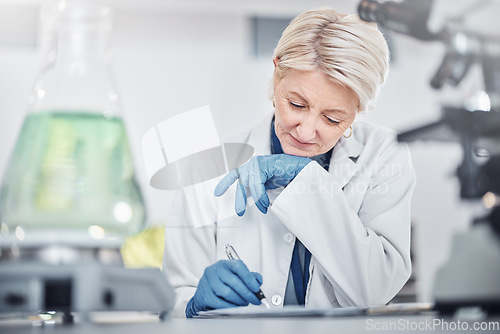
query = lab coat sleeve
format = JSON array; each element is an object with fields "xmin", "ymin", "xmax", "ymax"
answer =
[
  {"xmin": 270, "ymin": 139, "xmax": 416, "ymax": 307},
  {"xmin": 161, "ymin": 190, "xmax": 217, "ymax": 318}
]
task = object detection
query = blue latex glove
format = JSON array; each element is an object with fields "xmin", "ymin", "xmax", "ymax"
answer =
[
  {"xmin": 214, "ymin": 154, "xmax": 312, "ymax": 216},
  {"xmin": 185, "ymin": 260, "xmax": 263, "ymax": 318}
]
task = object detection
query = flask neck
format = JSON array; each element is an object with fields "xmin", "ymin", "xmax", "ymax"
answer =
[
  {"xmin": 47, "ymin": 28, "xmax": 112, "ymax": 65},
  {"xmin": 29, "ymin": 1, "xmax": 119, "ymax": 116}
]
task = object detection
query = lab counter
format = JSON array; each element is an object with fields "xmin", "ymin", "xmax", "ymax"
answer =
[{"xmin": 1, "ymin": 314, "xmax": 500, "ymax": 334}]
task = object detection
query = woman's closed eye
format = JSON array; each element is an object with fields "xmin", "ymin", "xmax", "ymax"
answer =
[
  {"xmin": 324, "ymin": 115, "xmax": 340, "ymax": 125},
  {"xmin": 290, "ymin": 101, "xmax": 306, "ymax": 109}
]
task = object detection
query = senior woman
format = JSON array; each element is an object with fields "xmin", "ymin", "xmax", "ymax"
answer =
[{"xmin": 162, "ymin": 7, "xmax": 416, "ymax": 318}]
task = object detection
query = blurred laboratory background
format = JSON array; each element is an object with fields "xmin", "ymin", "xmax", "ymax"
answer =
[{"xmin": 0, "ymin": 0, "xmax": 486, "ymax": 305}]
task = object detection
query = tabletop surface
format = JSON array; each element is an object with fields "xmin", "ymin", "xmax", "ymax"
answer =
[{"xmin": 1, "ymin": 313, "xmax": 499, "ymax": 334}]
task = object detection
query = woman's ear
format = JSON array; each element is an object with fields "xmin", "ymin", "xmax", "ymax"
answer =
[{"xmin": 273, "ymin": 57, "xmax": 279, "ymax": 69}]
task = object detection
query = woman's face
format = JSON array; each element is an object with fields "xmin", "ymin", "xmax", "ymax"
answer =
[{"xmin": 273, "ymin": 67, "xmax": 358, "ymax": 157}]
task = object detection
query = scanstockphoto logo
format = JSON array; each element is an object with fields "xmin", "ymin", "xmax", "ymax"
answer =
[
  {"xmin": 267, "ymin": 158, "xmax": 404, "ymax": 181},
  {"xmin": 328, "ymin": 162, "xmax": 404, "ymax": 179},
  {"xmin": 365, "ymin": 318, "xmax": 500, "ymax": 332},
  {"xmin": 284, "ymin": 161, "xmax": 405, "ymax": 196}
]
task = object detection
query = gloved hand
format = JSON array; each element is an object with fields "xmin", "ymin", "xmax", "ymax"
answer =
[
  {"xmin": 214, "ymin": 154, "xmax": 312, "ymax": 216},
  {"xmin": 185, "ymin": 260, "xmax": 263, "ymax": 318}
]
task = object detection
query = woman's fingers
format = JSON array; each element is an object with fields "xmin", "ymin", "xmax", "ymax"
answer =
[
  {"xmin": 214, "ymin": 157, "xmax": 273, "ymax": 216},
  {"xmin": 214, "ymin": 169, "xmax": 240, "ymax": 197}
]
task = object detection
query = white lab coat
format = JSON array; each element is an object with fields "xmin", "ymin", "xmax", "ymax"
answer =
[{"xmin": 162, "ymin": 113, "xmax": 416, "ymax": 318}]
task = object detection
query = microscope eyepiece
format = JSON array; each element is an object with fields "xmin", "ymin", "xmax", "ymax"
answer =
[{"xmin": 358, "ymin": 0, "xmax": 437, "ymax": 41}]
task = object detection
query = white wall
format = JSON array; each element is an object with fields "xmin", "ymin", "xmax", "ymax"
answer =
[{"xmin": 0, "ymin": 0, "xmax": 487, "ymax": 303}]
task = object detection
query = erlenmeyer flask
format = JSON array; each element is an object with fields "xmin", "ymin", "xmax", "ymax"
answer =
[{"xmin": 0, "ymin": 0, "xmax": 145, "ymax": 248}]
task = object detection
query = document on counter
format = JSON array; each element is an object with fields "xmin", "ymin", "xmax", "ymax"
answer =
[{"xmin": 196, "ymin": 303, "xmax": 434, "ymax": 318}]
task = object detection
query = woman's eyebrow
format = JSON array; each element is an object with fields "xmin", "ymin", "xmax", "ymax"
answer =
[
  {"xmin": 288, "ymin": 91, "xmax": 308, "ymax": 102},
  {"xmin": 324, "ymin": 108, "xmax": 349, "ymax": 116}
]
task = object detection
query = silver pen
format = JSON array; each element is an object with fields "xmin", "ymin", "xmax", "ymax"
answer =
[{"xmin": 225, "ymin": 244, "xmax": 271, "ymax": 309}]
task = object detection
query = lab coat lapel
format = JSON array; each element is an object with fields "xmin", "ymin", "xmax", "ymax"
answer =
[
  {"xmin": 328, "ymin": 134, "xmax": 364, "ymax": 189},
  {"xmin": 244, "ymin": 112, "xmax": 274, "ymax": 155}
]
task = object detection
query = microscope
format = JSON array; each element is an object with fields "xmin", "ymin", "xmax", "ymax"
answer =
[{"xmin": 359, "ymin": 0, "xmax": 500, "ymax": 315}]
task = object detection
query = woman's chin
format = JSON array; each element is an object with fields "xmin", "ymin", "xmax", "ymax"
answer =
[{"xmin": 282, "ymin": 145, "xmax": 316, "ymax": 158}]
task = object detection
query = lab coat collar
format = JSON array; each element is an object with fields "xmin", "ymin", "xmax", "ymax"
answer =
[
  {"xmin": 335, "ymin": 128, "xmax": 364, "ymax": 160},
  {"xmin": 246, "ymin": 112, "xmax": 274, "ymax": 155},
  {"xmin": 329, "ymin": 128, "xmax": 364, "ymax": 188}
]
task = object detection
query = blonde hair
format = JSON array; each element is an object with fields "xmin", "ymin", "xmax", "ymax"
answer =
[{"xmin": 273, "ymin": 7, "xmax": 389, "ymax": 112}]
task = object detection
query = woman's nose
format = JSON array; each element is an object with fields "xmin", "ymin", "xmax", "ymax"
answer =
[{"xmin": 296, "ymin": 115, "xmax": 317, "ymax": 142}]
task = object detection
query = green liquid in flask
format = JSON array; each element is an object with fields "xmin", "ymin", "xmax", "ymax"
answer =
[{"xmin": 0, "ymin": 111, "xmax": 145, "ymax": 238}]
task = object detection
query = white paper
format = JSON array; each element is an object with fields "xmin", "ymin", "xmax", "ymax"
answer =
[{"xmin": 156, "ymin": 105, "xmax": 220, "ymax": 163}]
